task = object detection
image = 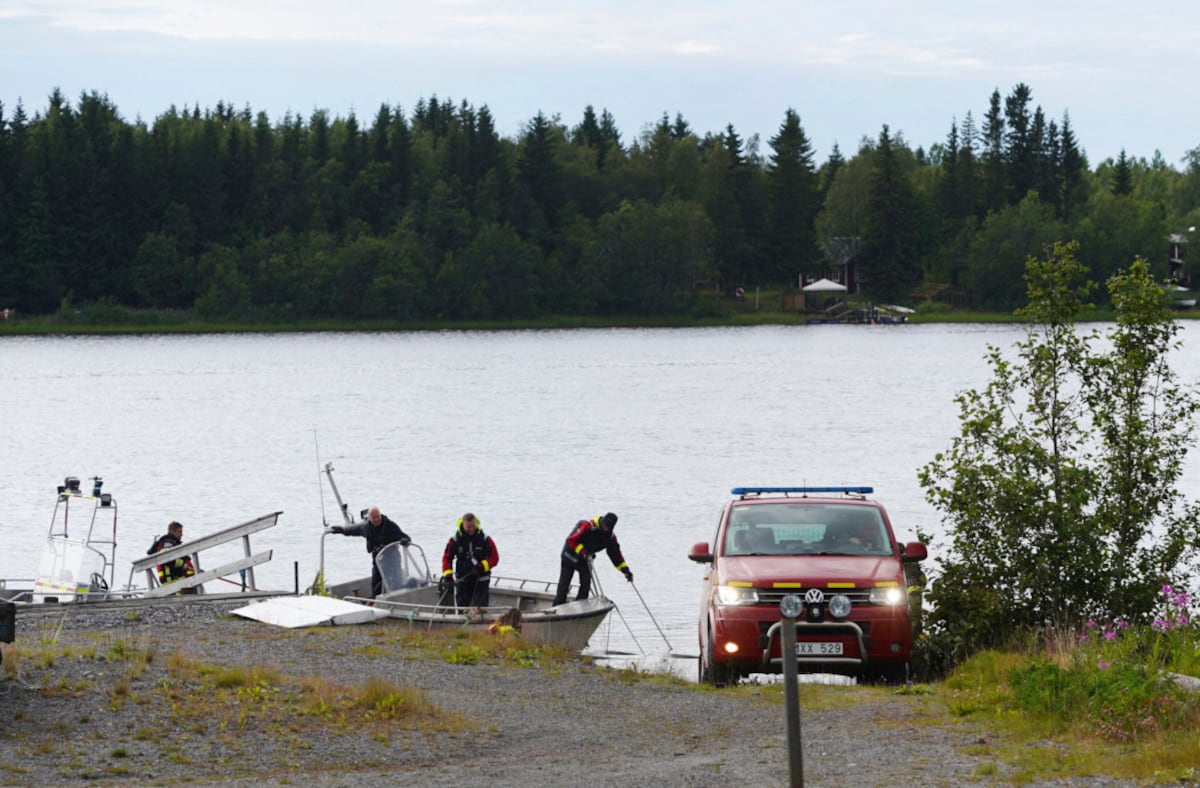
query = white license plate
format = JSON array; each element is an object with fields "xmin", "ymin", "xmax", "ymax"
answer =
[{"xmin": 796, "ymin": 641, "xmax": 843, "ymax": 656}]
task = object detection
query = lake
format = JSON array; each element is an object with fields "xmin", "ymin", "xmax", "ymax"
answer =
[{"xmin": 3, "ymin": 323, "xmax": 1197, "ymax": 663}]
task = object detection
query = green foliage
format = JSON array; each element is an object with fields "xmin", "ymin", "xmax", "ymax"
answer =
[
  {"xmin": 444, "ymin": 643, "xmax": 485, "ymax": 665},
  {"xmin": 1005, "ymin": 589, "xmax": 1200, "ymax": 742},
  {"xmin": 0, "ymin": 85, "xmax": 1196, "ymax": 321},
  {"xmin": 921, "ymin": 242, "xmax": 1200, "ymax": 669}
]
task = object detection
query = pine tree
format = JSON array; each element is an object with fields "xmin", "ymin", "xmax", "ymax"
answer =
[
  {"xmin": 820, "ymin": 142, "xmax": 844, "ymax": 198},
  {"xmin": 956, "ymin": 111, "xmax": 981, "ymax": 220},
  {"xmin": 861, "ymin": 124, "xmax": 923, "ymax": 300},
  {"xmin": 1112, "ymin": 149, "xmax": 1133, "ymax": 195},
  {"xmin": 765, "ymin": 109, "xmax": 820, "ymax": 280},
  {"xmin": 1004, "ymin": 83, "xmax": 1035, "ymax": 199},
  {"xmin": 981, "ymin": 89, "xmax": 1007, "ymax": 214},
  {"xmin": 1058, "ymin": 111, "xmax": 1087, "ymax": 221}
]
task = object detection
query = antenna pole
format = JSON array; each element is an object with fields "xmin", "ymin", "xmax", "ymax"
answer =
[{"xmin": 314, "ymin": 430, "xmax": 328, "ymax": 526}]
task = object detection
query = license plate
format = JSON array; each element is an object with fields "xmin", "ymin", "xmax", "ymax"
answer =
[{"xmin": 796, "ymin": 641, "xmax": 843, "ymax": 656}]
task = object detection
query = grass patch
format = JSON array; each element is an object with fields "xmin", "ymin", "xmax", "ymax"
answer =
[
  {"xmin": 157, "ymin": 652, "xmax": 466, "ymax": 737},
  {"xmin": 346, "ymin": 626, "xmax": 574, "ymax": 671},
  {"xmin": 933, "ymin": 587, "xmax": 1200, "ymax": 783}
]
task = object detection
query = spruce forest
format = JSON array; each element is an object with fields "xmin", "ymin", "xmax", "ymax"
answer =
[{"xmin": 1, "ymin": 82, "xmax": 1199, "ymax": 322}]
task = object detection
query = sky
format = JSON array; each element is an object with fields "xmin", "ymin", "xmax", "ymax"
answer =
[{"xmin": 2, "ymin": 1, "xmax": 1198, "ymax": 168}]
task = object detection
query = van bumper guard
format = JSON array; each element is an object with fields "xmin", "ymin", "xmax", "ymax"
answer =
[{"xmin": 762, "ymin": 619, "xmax": 868, "ymax": 672}]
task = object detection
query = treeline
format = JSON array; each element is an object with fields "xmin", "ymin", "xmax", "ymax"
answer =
[{"xmin": 1, "ymin": 84, "xmax": 1198, "ymax": 321}]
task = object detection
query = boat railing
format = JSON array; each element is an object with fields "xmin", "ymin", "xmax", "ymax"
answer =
[
  {"xmin": 490, "ymin": 576, "xmax": 559, "ymax": 595},
  {"xmin": 127, "ymin": 511, "xmax": 281, "ymax": 597},
  {"xmin": 357, "ymin": 575, "xmax": 605, "ymax": 619},
  {"xmin": 361, "ymin": 594, "xmax": 568, "ymax": 621},
  {"xmin": 31, "ymin": 479, "xmax": 121, "ymax": 603},
  {"xmin": 375, "ymin": 542, "xmax": 434, "ymax": 592},
  {"xmin": 0, "ymin": 579, "xmax": 36, "ymax": 603}
]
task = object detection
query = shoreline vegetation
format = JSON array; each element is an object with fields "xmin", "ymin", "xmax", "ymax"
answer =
[{"xmin": 0, "ymin": 302, "xmax": 1153, "ymax": 336}]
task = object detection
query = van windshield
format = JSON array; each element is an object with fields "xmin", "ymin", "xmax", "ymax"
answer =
[{"xmin": 723, "ymin": 503, "xmax": 891, "ymax": 557}]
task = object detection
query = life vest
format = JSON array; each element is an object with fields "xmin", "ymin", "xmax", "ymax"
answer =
[
  {"xmin": 442, "ymin": 517, "xmax": 499, "ymax": 578},
  {"xmin": 149, "ymin": 533, "xmax": 196, "ymax": 584}
]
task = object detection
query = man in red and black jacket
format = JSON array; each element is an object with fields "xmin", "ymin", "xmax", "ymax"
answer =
[
  {"xmin": 553, "ymin": 512, "xmax": 632, "ymax": 606},
  {"xmin": 440, "ymin": 512, "xmax": 499, "ymax": 608}
]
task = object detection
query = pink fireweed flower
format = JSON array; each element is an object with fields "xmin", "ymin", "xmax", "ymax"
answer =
[
  {"xmin": 1103, "ymin": 629, "xmax": 1117, "ymax": 641},
  {"xmin": 1085, "ymin": 619, "xmax": 1098, "ymax": 629},
  {"xmin": 1098, "ymin": 660, "xmax": 1110, "ymax": 670}
]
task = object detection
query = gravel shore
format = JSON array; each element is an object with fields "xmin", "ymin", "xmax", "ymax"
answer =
[{"xmin": 0, "ymin": 599, "xmax": 1142, "ymax": 787}]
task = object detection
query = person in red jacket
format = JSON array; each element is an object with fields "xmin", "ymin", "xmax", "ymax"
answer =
[
  {"xmin": 440, "ymin": 513, "xmax": 499, "ymax": 608},
  {"xmin": 553, "ymin": 512, "xmax": 632, "ymax": 606}
]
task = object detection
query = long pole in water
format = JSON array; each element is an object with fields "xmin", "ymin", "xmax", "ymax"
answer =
[
  {"xmin": 591, "ymin": 561, "xmax": 645, "ymax": 655},
  {"xmin": 628, "ymin": 581, "xmax": 676, "ymax": 653}
]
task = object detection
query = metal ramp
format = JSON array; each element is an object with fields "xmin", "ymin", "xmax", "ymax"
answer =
[{"xmin": 128, "ymin": 512, "xmax": 281, "ymax": 596}]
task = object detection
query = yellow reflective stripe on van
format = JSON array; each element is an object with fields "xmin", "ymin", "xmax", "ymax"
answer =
[
  {"xmin": 727, "ymin": 581, "xmax": 753, "ymax": 587},
  {"xmin": 773, "ymin": 582, "xmax": 804, "ymax": 588},
  {"xmin": 827, "ymin": 582, "xmax": 855, "ymax": 588},
  {"xmin": 874, "ymin": 580, "xmax": 899, "ymax": 587}
]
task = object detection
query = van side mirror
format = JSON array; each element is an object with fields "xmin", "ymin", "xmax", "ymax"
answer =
[
  {"xmin": 688, "ymin": 541, "xmax": 713, "ymax": 564},
  {"xmin": 902, "ymin": 541, "xmax": 928, "ymax": 562}
]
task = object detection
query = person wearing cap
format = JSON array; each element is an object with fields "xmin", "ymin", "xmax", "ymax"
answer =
[
  {"xmin": 330, "ymin": 506, "xmax": 411, "ymax": 597},
  {"xmin": 553, "ymin": 512, "xmax": 632, "ymax": 606},
  {"xmin": 439, "ymin": 512, "xmax": 499, "ymax": 608}
]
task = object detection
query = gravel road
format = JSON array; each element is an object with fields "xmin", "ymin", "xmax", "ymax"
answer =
[{"xmin": 0, "ymin": 599, "xmax": 1143, "ymax": 787}]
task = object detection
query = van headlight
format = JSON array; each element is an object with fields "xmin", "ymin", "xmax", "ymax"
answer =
[
  {"xmin": 828, "ymin": 593, "xmax": 852, "ymax": 619},
  {"xmin": 869, "ymin": 586, "xmax": 906, "ymax": 606},
  {"xmin": 715, "ymin": 586, "xmax": 759, "ymax": 605}
]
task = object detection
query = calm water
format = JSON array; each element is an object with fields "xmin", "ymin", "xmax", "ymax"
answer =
[{"xmin": 3, "ymin": 324, "xmax": 1198, "ymax": 661}]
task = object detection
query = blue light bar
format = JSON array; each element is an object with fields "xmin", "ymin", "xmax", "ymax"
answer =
[{"xmin": 731, "ymin": 486, "xmax": 873, "ymax": 496}]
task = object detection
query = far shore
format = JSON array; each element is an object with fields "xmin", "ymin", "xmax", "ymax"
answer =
[{"xmin": 1, "ymin": 308, "xmax": 1127, "ymax": 337}]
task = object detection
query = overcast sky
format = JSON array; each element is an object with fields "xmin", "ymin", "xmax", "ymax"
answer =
[{"xmin": 3, "ymin": 1, "xmax": 1198, "ymax": 167}]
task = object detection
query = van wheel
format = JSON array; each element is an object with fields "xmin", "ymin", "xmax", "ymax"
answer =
[{"xmin": 701, "ymin": 632, "xmax": 732, "ymax": 687}]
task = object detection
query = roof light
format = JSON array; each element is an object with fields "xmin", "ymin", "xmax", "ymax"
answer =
[{"xmin": 731, "ymin": 486, "xmax": 873, "ymax": 496}]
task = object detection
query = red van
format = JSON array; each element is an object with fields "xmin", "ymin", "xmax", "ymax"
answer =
[{"xmin": 688, "ymin": 486, "xmax": 927, "ymax": 685}]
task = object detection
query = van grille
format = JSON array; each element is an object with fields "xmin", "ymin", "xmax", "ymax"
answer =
[{"xmin": 756, "ymin": 588, "xmax": 871, "ymax": 606}]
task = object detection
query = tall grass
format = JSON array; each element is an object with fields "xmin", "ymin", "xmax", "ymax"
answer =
[{"xmin": 943, "ymin": 584, "xmax": 1200, "ymax": 782}]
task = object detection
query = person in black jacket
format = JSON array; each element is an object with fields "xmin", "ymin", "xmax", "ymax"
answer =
[
  {"xmin": 439, "ymin": 512, "xmax": 499, "ymax": 608},
  {"xmin": 331, "ymin": 506, "xmax": 411, "ymax": 597},
  {"xmin": 147, "ymin": 521, "xmax": 196, "ymax": 588},
  {"xmin": 553, "ymin": 512, "xmax": 632, "ymax": 606}
]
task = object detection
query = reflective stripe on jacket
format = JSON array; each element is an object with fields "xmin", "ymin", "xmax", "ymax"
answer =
[
  {"xmin": 442, "ymin": 517, "xmax": 499, "ymax": 578},
  {"xmin": 562, "ymin": 517, "xmax": 628, "ymax": 572}
]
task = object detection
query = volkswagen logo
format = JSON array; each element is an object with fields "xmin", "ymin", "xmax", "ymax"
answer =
[{"xmin": 804, "ymin": 588, "xmax": 824, "ymax": 605}]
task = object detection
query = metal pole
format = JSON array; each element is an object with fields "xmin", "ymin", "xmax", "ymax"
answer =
[
  {"xmin": 628, "ymin": 581, "xmax": 675, "ymax": 652},
  {"xmin": 590, "ymin": 560, "xmax": 645, "ymax": 655},
  {"xmin": 781, "ymin": 617, "xmax": 804, "ymax": 787}
]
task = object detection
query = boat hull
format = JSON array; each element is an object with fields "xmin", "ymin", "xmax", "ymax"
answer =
[{"xmin": 326, "ymin": 575, "xmax": 614, "ymax": 652}]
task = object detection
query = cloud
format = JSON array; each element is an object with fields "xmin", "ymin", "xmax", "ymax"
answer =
[{"xmin": 670, "ymin": 40, "xmax": 721, "ymax": 56}]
